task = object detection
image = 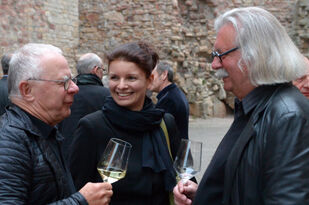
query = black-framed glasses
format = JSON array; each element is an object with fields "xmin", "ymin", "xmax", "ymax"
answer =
[
  {"xmin": 211, "ymin": 47, "xmax": 239, "ymax": 62},
  {"xmin": 27, "ymin": 76, "xmax": 77, "ymax": 91}
]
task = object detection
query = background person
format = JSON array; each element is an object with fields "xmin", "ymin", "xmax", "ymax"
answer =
[
  {"xmin": 173, "ymin": 7, "xmax": 309, "ymax": 205},
  {"xmin": 58, "ymin": 53, "xmax": 110, "ymax": 161},
  {"xmin": 69, "ymin": 41, "xmax": 180, "ymax": 205},
  {"xmin": 0, "ymin": 43, "xmax": 112, "ymax": 205},
  {"xmin": 0, "ymin": 53, "xmax": 11, "ymax": 115},
  {"xmin": 293, "ymin": 57, "xmax": 309, "ymax": 98},
  {"xmin": 149, "ymin": 62, "xmax": 189, "ymax": 139}
]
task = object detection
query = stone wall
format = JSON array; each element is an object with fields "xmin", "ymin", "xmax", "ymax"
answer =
[
  {"xmin": 0, "ymin": 0, "xmax": 79, "ymax": 73},
  {"xmin": 78, "ymin": 0, "xmax": 308, "ymax": 118},
  {"xmin": 1, "ymin": 0, "xmax": 308, "ymax": 118}
]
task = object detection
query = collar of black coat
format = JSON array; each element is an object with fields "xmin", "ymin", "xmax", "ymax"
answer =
[
  {"xmin": 156, "ymin": 83, "xmax": 177, "ymax": 100},
  {"xmin": 7, "ymin": 105, "xmax": 62, "ymax": 140},
  {"xmin": 76, "ymin": 73, "xmax": 103, "ymax": 86},
  {"xmin": 235, "ymin": 83, "xmax": 287, "ymax": 116}
]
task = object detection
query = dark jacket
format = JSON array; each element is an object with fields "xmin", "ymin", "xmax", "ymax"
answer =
[
  {"xmin": 0, "ymin": 105, "xmax": 87, "ymax": 205},
  {"xmin": 156, "ymin": 83, "xmax": 189, "ymax": 139},
  {"xmin": 0, "ymin": 75, "xmax": 9, "ymax": 115},
  {"xmin": 69, "ymin": 97, "xmax": 180, "ymax": 205},
  {"xmin": 58, "ymin": 74, "xmax": 109, "ymax": 160},
  {"xmin": 223, "ymin": 84, "xmax": 309, "ymax": 205}
]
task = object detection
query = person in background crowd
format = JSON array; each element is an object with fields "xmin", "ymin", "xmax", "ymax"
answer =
[
  {"xmin": 0, "ymin": 53, "xmax": 11, "ymax": 115},
  {"xmin": 173, "ymin": 7, "xmax": 309, "ymax": 205},
  {"xmin": 58, "ymin": 53, "xmax": 110, "ymax": 161},
  {"xmin": 0, "ymin": 43, "xmax": 112, "ymax": 205},
  {"xmin": 69, "ymin": 41, "xmax": 180, "ymax": 205},
  {"xmin": 149, "ymin": 62, "xmax": 189, "ymax": 139},
  {"xmin": 293, "ymin": 57, "xmax": 309, "ymax": 98}
]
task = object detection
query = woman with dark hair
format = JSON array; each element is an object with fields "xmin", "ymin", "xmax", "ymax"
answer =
[{"xmin": 69, "ymin": 41, "xmax": 180, "ymax": 205}]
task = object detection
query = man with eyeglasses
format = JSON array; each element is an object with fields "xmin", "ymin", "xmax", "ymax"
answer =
[
  {"xmin": 58, "ymin": 53, "xmax": 109, "ymax": 162},
  {"xmin": 173, "ymin": 7, "xmax": 309, "ymax": 205},
  {"xmin": 149, "ymin": 62, "xmax": 189, "ymax": 140},
  {"xmin": 0, "ymin": 43, "xmax": 112, "ymax": 205}
]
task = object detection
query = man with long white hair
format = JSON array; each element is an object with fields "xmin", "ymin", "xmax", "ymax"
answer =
[
  {"xmin": 173, "ymin": 7, "xmax": 309, "ymax": 205},
  {"xmin": 0, "ymin": 43, "xmax": 113, "ymax": 204}
]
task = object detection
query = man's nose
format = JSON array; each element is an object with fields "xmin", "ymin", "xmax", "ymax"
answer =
[
  {"xmin": 68, "ymin": 81, "xmax": 79, "ymax": 94},
  {"xmin": 211, "ymin": 57, "xmax": 222, "ymax": 70}
]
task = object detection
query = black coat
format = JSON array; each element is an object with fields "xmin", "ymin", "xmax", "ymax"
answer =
[
  {"xmin": 58, "ymin": 74, "xmax": 109, "ymax": 160},
  {"xmin": 195, "ymin": 84, "xmax": 309, "ymax": 205},
  {"xmin": 0, "ymin": 76, "xmax": 9, "ymax": 115},
  {"xmin": 156, "ymin": 83, "xmax": 189, "ymax": 139},
  {"xmin": 69, "ymin": 98, "xmax": 180, "ymax": 205},
  {"xmin": 0, "ymin": 105, "xmax": 87, "ymax": 205}
]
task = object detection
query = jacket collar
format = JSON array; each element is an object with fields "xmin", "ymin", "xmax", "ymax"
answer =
[
  {"xmin": 236, "ymin": 84, "xmax": 279, "ymax": 116},
  {"xmin": 7, "ymin": 104, "xmax": 61, "ymax": 140},
  {"xmin": 157, "ymin": 83, "xmax": 176, "ymax": 99},
  {"xmin": 76, "ymin": 73, "xmax": 103, "ymax": 86}
]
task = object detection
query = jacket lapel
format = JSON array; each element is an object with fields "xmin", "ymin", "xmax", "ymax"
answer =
[{"xmin": 222, "ymin": 85, "xmax": 282, "ymax": 205}]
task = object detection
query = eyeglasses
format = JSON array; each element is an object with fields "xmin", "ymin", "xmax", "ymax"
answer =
[
  {"xmin": 211, "ymin": 47, "xmax": 239, "ymax": 62},
  {"xmin": 28, "ymin": 76, "xmax": 77, "ymax": 91},
  {"xmin": 97, "ymin": 66, "xmax": 107, "ymax": 74}
]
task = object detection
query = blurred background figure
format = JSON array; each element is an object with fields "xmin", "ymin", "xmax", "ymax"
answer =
[
  {"xmin": 0, "ymin": 53, "xmax": 11, "ymax": 115},
  {"xmin": 149, "ymin": 62, "xmax": 189, "ymax": 139},
  {"xmin": 58, "ymin": 53, "xmax": 110, "ymax": 161},
  {"xmin": 293, "ymin": 57, "xmax": 309, "ymax": 98}
]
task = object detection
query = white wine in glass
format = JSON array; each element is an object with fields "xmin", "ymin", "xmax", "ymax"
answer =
[
  {"xmin": 173, "ymin": 139, "xmax": 202, "ymax": 183},
  {"xmin": 97, "ymin": 138, "xmax": 132, "ymax": 184}
]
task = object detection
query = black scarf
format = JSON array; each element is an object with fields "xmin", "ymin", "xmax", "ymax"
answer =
[
  {"xmin": 76, "ymin": 74, "xmax": 103, "ymax": 86},
  {"xmin": 102, "ymin": 96, "xmax": 176, "ymax": 191}
]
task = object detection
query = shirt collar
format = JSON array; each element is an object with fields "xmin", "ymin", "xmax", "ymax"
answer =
[
  {"xmin": 236, "ymin": 85, "xmax": 277, "ymax": 116},
  {"xmin": 25, "ymin": 112, "xmax": 60, "ymax": 139}
]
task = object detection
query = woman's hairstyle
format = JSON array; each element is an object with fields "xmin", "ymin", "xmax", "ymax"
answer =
[
  {"xmin": 106, "ymin": 41, "xmax": 159, "ymax": 78},
  {"xmin": 8, "ymin": 43, "xmax": 62, "ymax": 97},
  {"xmin": 215, "ymin": 7, "xmax": 307, "ymax": 86},
  {"xmin": 76, "ymin": 53, "xmax": 102, "ymax": 74}
]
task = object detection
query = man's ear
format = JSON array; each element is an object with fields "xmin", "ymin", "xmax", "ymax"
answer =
[
  {"xmin": 19, "ymin": 81, "xmax": 34, "ymax": 101},
  {"xmin": 147, "ymin": 73, "xmax": 154, "ymax": 89},
  {"xmin": 91, "ymin": 66, "xmax": 98, "ymax": 75},
  {"xmin": 161, "ymin": 70, "xmax": 168, "ymax": 81}
]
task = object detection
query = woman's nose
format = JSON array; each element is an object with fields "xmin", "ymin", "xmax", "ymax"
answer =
[{"xmin": 117, "ymin": 79, "xmax": 128, "ymax": 89}]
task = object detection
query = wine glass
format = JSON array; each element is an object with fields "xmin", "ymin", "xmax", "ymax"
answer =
[
  {"xmin": 173, "ymin": 139, "xmax": 202, "ymax": 183},
  {"xmin": 97, "ymin": 138, "xmax": 132, "ymax": 184}
]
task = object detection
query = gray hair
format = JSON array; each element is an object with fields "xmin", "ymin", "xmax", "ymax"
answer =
[
  {"xmin": 76, "ymin": 53, "xmax": 102, "ymax": 74},
  {"xmin": 156, "ymin": 62, "xmax": 174, "ymax": 83},
  {"xmin": 8, "ymin": 43, "xmax": 62, "ymax": 97},
  {"xmin": 1, "ymin": 53, "xmax": 11, "ymax": 75},
  {"xmin": 215, "ymin": 7, "xmax": 307, "ymax": 86}
]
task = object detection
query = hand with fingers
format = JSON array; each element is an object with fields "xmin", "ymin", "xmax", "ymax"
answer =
[
  {"xmin": 79, "ymin": 182, "xmax": 113, "ymax": 205},
  {"xmin": 173, "ymin": 180, "xmax": 198, "ymax": 205}
]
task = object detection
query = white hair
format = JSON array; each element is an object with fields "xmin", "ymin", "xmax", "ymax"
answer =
[
  {"xmin": 215, "ymin": 7, "xmax": 307, "ymax": 86},
  {"xmin": 76, "ymin": 53, "xmax": 102, "ymax": 74},
  {"xmin": 8, "ymin": 43, "xmax": 63, "ymax": 96}
]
